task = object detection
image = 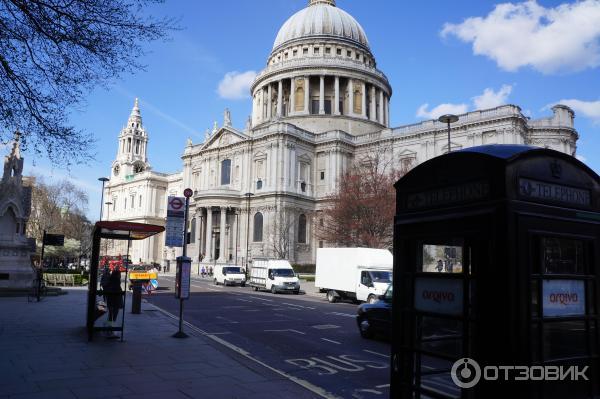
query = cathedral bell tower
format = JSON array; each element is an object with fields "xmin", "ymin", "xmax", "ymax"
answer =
[{"xmin": 112, "ymin": 98, "xmax": 150, "ymax": 179}]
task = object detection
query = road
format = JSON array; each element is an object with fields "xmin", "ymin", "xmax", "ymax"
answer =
[{"xmin": 145, "ymin": 275, "xmax": 459, "ymax": 399}]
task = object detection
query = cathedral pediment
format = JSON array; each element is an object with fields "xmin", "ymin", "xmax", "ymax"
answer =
[{"xmin": 201, "ymin": 127, "xmax": 249, "ymax": 151}]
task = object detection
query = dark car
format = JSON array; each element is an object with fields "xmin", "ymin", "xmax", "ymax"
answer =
[{"xmin": 356, "ymin": 284, "xmax": 392, "ymax": 339}]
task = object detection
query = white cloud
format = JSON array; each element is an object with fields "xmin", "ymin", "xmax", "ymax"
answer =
[
  {"xmin": 472, "ymin": 84, "xmax": 513, "ymax": 109},
  {"xmin": 217, "ymin": 71, "xmax": 257, "ymax": 100},
  {"xmin": 416, "ymin": 103, "xmax": 469, "ymax": 120},
  {"xmin": 556, "ymin": 99, "xmax": 600, "ymax": 123},
  {"xmin": 417, "ymin": 85, "xmax": 512, "ymax": 119},
  {"xmin": 441, "ymin": 0, "xmax": 600, "ymax": 74}
]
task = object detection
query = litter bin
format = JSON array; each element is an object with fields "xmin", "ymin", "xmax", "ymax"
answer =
[{"xmin": 131, "ymin": 282, "xmax": 143, "ymax": 314}]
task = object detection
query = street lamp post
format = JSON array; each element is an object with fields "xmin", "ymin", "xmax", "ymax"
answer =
[
  {"xmin": 104, "ymin": 201, "xmax": 113, "ymax": 254},
  {"xmin": 212, "ymin": 230, "xmax": 218, "ymax": 276},
  {"xmin": 98, "ymin": 177, "xmax": 109, "ymax": 221},
  {"xmin": 438, "ymin": 114, "xmax": 459, "ymax": 153},
  {"xmin": 244, "ymin": 192, "xmax": 254, "ymax": 272}
]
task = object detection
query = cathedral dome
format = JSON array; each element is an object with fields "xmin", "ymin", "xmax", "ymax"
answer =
[{"xmin": 272, "ymin": 0, "xmax": 369, "ymax": 52}]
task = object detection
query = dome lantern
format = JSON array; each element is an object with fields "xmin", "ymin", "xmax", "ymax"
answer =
[{"xmin": 309, "ymin": 0, "xmax": 335, "ymax": 6}]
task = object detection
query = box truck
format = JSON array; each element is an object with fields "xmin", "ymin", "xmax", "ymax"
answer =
[
  {"xmin": 249, "ymin": 258, "xmax": 300, "ymax": 294},
  {"xmin": 315, "ymin": 248, "xmax": 393, "ymax": 304}
]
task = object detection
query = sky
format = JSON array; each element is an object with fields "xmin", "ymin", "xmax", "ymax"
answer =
[{"xmin": 4, "ymin": 0, "xmax": 600, "ymax": 221}]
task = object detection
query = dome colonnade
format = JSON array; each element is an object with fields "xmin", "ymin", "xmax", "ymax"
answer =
[{"xmin": 251, "ymin": 0, "xmax": 392, "ymax": 130}]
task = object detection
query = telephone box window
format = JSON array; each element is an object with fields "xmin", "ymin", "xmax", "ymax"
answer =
[
  {"xmin": 421, "ymin": 244, "xmax": 463, "ymax": 273},
  {"xmin": 542, "ymin": 237, "xmax": 585, "ymax": 274}
]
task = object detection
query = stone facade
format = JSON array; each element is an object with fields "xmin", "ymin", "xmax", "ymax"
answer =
[
  {"xmin": 103, "ymin": 0, "xmax": 578, "ymax": 268},
  {"xmin": 0, "ymin": 134, "xmax": 35, "ymax": 288}
]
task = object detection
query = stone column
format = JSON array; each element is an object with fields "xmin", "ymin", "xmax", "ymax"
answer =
[
  {"xmin": 304, "ymin": 76, "xmax": 310, "ymax": 114},
  {"xmin": 205, "ymin": 207, "xmax": 213, "ymax": 261},
  {"xmin": 267, "ymin": 84, "xmax": 272, "ymax": 120},
  {"xmin": 370, "ymin": 86, "xmax": 377, "ymax": 121},
  {"xmin": 319, "ymin": 76, "xmax": 325, "ymax": 115},
  {"xmin": 290, "ymin": 78, "xmax": 296, "ymax": 116},
  {"xmin": 196, "ymin": 208, "xmax": 204, "ymax": 259},
  {"xmin": 378, "ymin": 90, "xmax": 384, "ymax": 124},
  {"xmin": 334, "ymin": 76, "xmax": 340, "ymax": 115},
  {"xmin": 218, "ymin": 207, "xmax": 227, "ymax": 262},
  {"xmin": 262, "ymin": 88, "xmax": 267, "ymax": 121},
  {"xmin": 348, "ymin": 80, "xmax": 354, "ymax": 117},
  {"xmin": 384, "ymin": 95, "xmax": 389, "ymax": 127},
  {"xmin": 277, "ymin": 80, "xmax": 283, "ymax": 118},
  {"xmin": 361, "ymin": 81, "xmax": 367, "ymax": 118}
]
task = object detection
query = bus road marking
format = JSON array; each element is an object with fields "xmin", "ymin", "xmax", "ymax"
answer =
[
  {"xmin": 321, "ymin": 338, "xmax": 341, "ymax": 345},
  {"xmin": 363, "ymin": 350, "xmax": 389, "ymax": 358}
]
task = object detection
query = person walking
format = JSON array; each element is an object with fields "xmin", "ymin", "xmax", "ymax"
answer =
[
  {"xmin": 201, "ymin": 266, "xmax": 206, "ymax": 278},
  {"xmin": 104, "ymin": 269, "xmax": 123, "ymax": 339}
]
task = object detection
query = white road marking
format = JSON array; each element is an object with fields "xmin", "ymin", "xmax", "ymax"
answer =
[
  {"xmin": 375, "ymin": 384, "xmax": 390, "ymax": 389},
  {"xmin": 243, "ymin": 309, "xmax": 260, "ymax": 312},
  {"xmin": 204, "ymin": 286, "xmax": 222, "ymax": 291},
  {"xmin": 249, "ymin": 297, "xmax": 273, "ymax": 302},
  {"xmin": 283, "ymin": 302, "xmax": 316, "ymax": 310},
  {"xmin": 321, "ymin": 338, "xmax": 341, "ymax": 345},
  {"xmin": 235, "ymin": 298, "xmax": 252, "ymax": 302},
  {"xmin": 216, "ymin": 316, "xmax": 239, "ymax": 324},
  {"xmin": 363, "ymin": 350, "xmax": 390, "ymax": 358},
  {"xmin": 328, "ymin": 312, "xmax": 355, "ymax": 318},
  {"xmin": 312, "ymin": 324, "xmax": 340, "ymax": 330},
  {"xmin": 264, "ymin": 329, "xmax": 306, "ymax": 335}
]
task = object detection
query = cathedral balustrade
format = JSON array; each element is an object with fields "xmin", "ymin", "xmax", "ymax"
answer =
[{"xmin": 254, "ymin": 56, "xmax": 390, "ymax": 85}]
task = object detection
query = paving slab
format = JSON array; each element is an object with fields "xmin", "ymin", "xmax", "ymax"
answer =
[{"xmin": 0, "ymin": 289, "xmax": 321, "ymax": 399}]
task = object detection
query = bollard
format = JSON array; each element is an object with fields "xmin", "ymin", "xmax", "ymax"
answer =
[{"xmin": 131, "ymin": 282, "xmax": 142, "ymax": 314}]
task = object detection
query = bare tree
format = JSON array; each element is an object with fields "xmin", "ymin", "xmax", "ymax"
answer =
[
  {"xmin": 317, "ymin": 146, "xmax": 410, "ymax": 250},
  {"xmin": 0, "ymin": 0, "xmax": 175, "ymax": 164},
  {"xmin": 271, "ymin": 208, "xmax": 296, "ymax": 260}
]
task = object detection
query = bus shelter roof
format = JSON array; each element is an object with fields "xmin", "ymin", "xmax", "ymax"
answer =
[{"xmin": 93, "ymin": 221, "xmax": 164, "ymax": 240}]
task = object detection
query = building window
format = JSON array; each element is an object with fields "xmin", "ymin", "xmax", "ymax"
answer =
[
  {"xmin": 356, "ymin": 53, "xmax": 360, "ymax": 60},
  {"xmin": 314, "ymin": 47, "xmax": 320, "ymax": 55},
  {"xmin": 298, "ymin": 214, "xmax": 307, "ymax": 244},
  {"xmin": 113, "ymin": 200, "xmax": 116, "ymax": 211},
  {"xmin": 319, "ymin": 240, "xmax": 324, "ymax": 248},
  {"xmin": 325, "ymin": 47, "xmax": 331, "ymax": 55},
  {"xmin": 319, "ymin": 218, "xmax": 324, "ymax": 227},
  {"xmin": 256, "ymin": 179, "xmax": 263, "ymax": 190},
  {"xmin": 284, "ymin": 52, "xmax": 288, "ymax": 59},
  {"xmin": 221, "ymin": 159, "xmax": 231, "ymax": 185},
  {"xmin": 303, "ymin": 48, "xmax": 308, "ymax": 55},
  {"xmin": 139, "ymin": 195, "xmax": 142, "ymax": 208},
  {"xmin": 253, "ymin": 212, "xmax": 263, "ymax": 242},
  {"xmin": 320, "ymin": 171, "xmax": 325, "ymax": 180},
  {"xmin": 130, "ymin": 195, "xmax": 135, "ymax": 208},
  {"xmin": 300, "ymin": 181, "xmax": 306, "ymax": 192},
  {"xmin": 347, "ymin": 50, "xmax": 352, "ymax": 57},
  {"xmin": 293, "ymin": 49, "xmax": 298, "ymax": 56},
  {"xmin": 337, "ymin": 48, "xmax": 342, "ymax": 55},
  {"xmin": 124, "ymin": 197, "xmax": 127, "ymax": 209}
]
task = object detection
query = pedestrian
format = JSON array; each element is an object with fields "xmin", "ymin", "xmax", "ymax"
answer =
[
  {"xmin": 208, "ymin": 266, "xmax": 213, "ymax": 277},
  {"xmin": 104, "ymin": 269, "xmax": 123, "ymax": 339},
  {"xmin": 436, "ymin": 260, "xmax": 444, "ymax": 272},
  {"xmin": 201, "ymin": 266, "xmax": 206, "ymax": 278},
  {"xmin": 100, "ymin": 266, "xmax": 111, "ymax": 301}
]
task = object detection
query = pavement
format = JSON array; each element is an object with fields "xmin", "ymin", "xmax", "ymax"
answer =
[{"xmin": 0, "ymin": 288, "xmax": 322, "ymax": 399}]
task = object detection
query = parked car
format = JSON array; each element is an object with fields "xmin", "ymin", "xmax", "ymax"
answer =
[
  {"xmin": 316, "ymin": 248, "xmax": 392, "ymax": 303},
  {"xmin": 248, "ymin": 258, "xmax": 300, "ymax": 294},
  {"xmin": 214, "ymin": 265, "xmax": 246, "ymax": 286},
  {"xmin": 356, "ymin": 284, "xmax": 392, "ymax": 339}
]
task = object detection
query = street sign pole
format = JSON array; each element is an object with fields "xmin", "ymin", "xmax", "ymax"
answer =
[
  {"xmin": 38, "ymin": 230, "xmax": 46, "ymax": 302},
  {"xmin": 173, "ymin": 188, "xmax": 193, "ymax": 338}
]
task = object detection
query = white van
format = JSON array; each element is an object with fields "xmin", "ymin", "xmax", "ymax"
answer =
[
  {"xmin": 249, "ymin": 259, "xmax": 300, "ymax": 294},
  {"xmin": 213, "ymin": 265, "xmax": 246, "ymax": 287}
]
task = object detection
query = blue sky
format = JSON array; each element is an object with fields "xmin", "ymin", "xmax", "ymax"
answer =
[{"xmin": 4, "ymin": 0, "xmax": 600, "ymax": 221}]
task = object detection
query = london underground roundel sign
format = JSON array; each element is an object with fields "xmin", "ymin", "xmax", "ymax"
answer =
[{"xmin": 184, "ymin": 188, "xmax": 193, "ymax": 198}]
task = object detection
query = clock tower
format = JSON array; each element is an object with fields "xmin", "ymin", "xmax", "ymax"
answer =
[{"xmin": 112, "ymin": 98, "xmax": 150, "ymax": 180}]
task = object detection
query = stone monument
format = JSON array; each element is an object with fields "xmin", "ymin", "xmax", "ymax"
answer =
[{"xmin": 0, "ymin": 133, "xmax": 35, "ymax": 289}]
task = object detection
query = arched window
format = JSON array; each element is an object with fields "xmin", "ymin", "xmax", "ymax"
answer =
[
  {"xmin": 253, "ymin": 212, "xmax": 263, "ymax": 242},
  {"xmin": 298, "ymin": 214, "xmax": 307, "ymax": 244},
  {"xmin": 221, "ymin": 159, "xmax": 231, "ymax": 185}
]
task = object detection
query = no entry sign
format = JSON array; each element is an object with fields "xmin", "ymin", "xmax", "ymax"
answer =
[{"xmin": 183, "ymin": 188, "xmax": 193, "ymax": 198}]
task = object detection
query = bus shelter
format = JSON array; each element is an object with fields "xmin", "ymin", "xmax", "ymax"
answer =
[
  {"xmin": 86, "ymin": 221, "xmax": 164, "ymax": 341},
  {"xmin": 391, "ymin": 145, "xmax": 600, "ymax": 399}
]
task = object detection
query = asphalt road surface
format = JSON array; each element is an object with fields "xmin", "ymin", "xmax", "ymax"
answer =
[{"xmin": 145, "ymin": 275, "xmax": 459, "ymax": 399}]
